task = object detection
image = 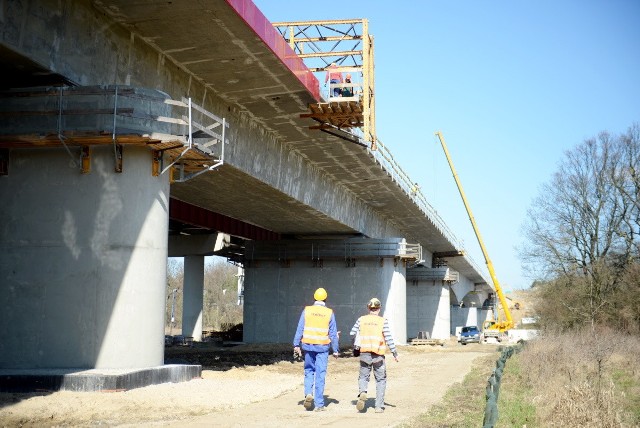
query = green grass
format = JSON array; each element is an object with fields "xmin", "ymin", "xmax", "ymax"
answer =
[
  {"xmin": 401, "ymin": 336, "xmax": 640, "ymax": 427},
  {"xmin": 495, "ymin": 352, "xmax": 538, "ymax": 428},
  {"xmin": 611, "ymin": 367, "xmax": 640, "ymax": 426},
  {"xmin": 400, "ymin": 348, "xmax": 538, "ymax": 428}
]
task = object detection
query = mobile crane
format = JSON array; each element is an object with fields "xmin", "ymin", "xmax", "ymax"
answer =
[{"xmin": 435, "ymin": 131, "xmax": 514, "ymax": 342}]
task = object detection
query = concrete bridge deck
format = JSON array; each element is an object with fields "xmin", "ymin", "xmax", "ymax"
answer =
[{"xmin": 0, "ymin": 0, "xmax": 493, "ymax": 390}]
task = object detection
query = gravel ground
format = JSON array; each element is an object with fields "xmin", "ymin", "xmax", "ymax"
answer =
[{"xmin": 0, "ymin": 340, "xmax": 498, "ymax": 427}]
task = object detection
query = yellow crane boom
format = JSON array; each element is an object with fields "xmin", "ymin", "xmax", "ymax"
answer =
[{"xmin": 435, "ymin": 131, "xmax": 513, "ymax": 333}]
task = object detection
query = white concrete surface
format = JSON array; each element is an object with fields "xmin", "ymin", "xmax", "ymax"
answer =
[
  {"xmin": 407, "ymin": 281, "xmax": 452, "ymax": 340},
  {"xmin": 0, "ymin": 146, "xmax": 169, "ymax": 369},
  {"xmin": 183, "ymin": 255, "xmax": 204, "ymax": 342},
  {"xmin": 243, "ymin": 253, "xmax": 408, "ymax": 346}
]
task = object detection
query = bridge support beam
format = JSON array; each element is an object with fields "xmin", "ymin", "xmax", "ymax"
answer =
[
  {"xmin": 242, "ymin": 238, "xmax": 414, "ymax": 346},
  {"xmin": 0, "ymin": 146, "xmax": 170, "ymax": 370}
]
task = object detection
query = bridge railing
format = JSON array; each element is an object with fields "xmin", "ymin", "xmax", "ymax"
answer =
[
  {"xmin": 324, "ymin": 81, "xmax": 362, "ymax": 103},
  {"xmin": 160, "ymin": 96, "xmax": 229, "ymax": 182},
  {"xmin": 371, "ymin": 138, "xmax": 463, "ymax": 248}
]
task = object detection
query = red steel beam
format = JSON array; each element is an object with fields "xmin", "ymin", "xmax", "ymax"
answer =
[
  {"xmin": 225, "ymin": 0, "xmax": 321, "ymax": 101},
  {"xmin": 169, "ymin": 198, "xmax": 280, "ymax": 241}
]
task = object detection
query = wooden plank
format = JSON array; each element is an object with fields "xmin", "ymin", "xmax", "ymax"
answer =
[{"xmin": 410, "ymin": 338, "xmax": 445, "ymax": 346}]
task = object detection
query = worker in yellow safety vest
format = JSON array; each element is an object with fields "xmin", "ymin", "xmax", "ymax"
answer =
[
  {"xmin": 293, "ymin": 287, "xmax": 340, "ymax": 412},
  {"xmin": 350, "ymin": 297, "xmax": 399, "ymax": 414}
]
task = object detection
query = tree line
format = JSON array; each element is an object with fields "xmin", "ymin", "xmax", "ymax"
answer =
[
  {"xmin": 165, "ymin": 257, "xmax": 242, "ymax": 333},
  {"xmin": 521, "ymin": 123, "xmax": 640, "ymax": 334}
]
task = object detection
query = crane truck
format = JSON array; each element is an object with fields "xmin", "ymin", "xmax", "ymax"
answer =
[{"xmin": 435, "ymin": 131, "xmax": 514, "ymax": 342}]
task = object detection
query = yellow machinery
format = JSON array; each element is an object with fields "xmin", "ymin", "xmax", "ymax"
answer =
[{"xmin": 435, "ymin": 131, "xmax": 514, "ymax": 340}]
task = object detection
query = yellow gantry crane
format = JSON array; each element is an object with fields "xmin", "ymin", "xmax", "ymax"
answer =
[{"xmin": 435, "ymin": 131, "xmax": 514, "ymax": 339}]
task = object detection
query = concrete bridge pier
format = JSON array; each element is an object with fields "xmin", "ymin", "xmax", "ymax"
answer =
[
  {"xmin": 406, "ymin": 270, "xmax": 453, "ymax": 341},
  {"xmin": 183, "ymin": 255, "xmax": 205, "ymax": 342},
  {"xmin": 242, "ymin": 238, "xmax": 417, "ymax": 346},
  {"xmin": 0, "ymin": 146, "xmax": 200, "ymax": 391}
]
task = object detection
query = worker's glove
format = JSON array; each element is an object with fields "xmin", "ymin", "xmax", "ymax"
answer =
[{"xmin": 293, "ymin": 346, "xmax": 302, "ymax": 361}]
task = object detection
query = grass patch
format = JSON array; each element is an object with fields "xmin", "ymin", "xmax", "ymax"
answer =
[
  {"xmin": 611, "ymin": 367, "xmax": 640, "ymax": 426},
  {"xmin": 495, "ymin": 351, "xmax": 538, "ymax": 427},
  {"xmin": 402, "ymin": 329, "xmax": 640, "ymax": 427}
]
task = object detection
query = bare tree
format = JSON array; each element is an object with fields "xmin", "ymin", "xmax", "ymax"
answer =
[
  {"xmin": 166, "ymin": 258, "xmax": 184, "ymax": 332},
  {"xmin": 165, "ymin": 257, "xmax": 242, "ymax": 334},
  {"xmin": 203, "ymin": 258, "xmax": 242, "ymax": 330},
  {"xmin": 522, "ymin": 125, "xmax": 640, "ymax": 328},
  {"xmin": 611, "ymin": 123, "xmax": 640, "ymax": 257}
]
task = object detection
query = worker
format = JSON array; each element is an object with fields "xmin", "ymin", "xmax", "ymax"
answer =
[
  {"xmin": 293, "ymin": 287, "xmax": 340, "ymax": 412},
  {"xmin": 410, "ymin": 182, "xmax": 419, "ymax": 197},
  {"xmin": 350, "ymin": 297, "xmax": 399, "ymax": 414},
  {"xmin": 324, "ymin": 62, "xmax": 343, "ymax": 98},
  {"xmin": 342, "ymin": 73, "xmax": 353, "ymax": 97}
]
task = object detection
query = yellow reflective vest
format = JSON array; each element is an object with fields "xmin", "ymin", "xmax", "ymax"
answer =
[
  {"xmin": 358, "ymin": 314, "xmax": 386, "ymax": 354},
  {"xmin": 302, "ymin": 305, "xmax": 333, "ymax": 345}
]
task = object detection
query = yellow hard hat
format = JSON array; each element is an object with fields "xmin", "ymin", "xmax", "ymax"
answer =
[
  {"xmin": 367, "ymin": 297, "xmax": 381, "ymax": 309},
  {"xmin": 314, "ymin": 287, "xmax": 328, "ymax": 301}
]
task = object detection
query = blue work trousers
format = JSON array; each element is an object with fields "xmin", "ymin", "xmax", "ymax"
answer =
[{"xmin": 304, "ymin": 349, "xmax": 329, "ymax": 407}]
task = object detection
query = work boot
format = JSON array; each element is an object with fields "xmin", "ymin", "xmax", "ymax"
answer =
[
  {"xmin": 375, "ymin": 407, "xmax": 384, "ymax": 413},
  {"xmin": 356, "ymin": 392, "xmax": 367, "ymax": 412},
  {"xmin": 303, "ymin": 394, "xmax": 313, "ymax": 410}
]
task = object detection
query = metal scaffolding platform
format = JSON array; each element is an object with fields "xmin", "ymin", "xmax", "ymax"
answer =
[
  {"xmin": 272, "ymin": 19, "xmax": 377, "ymax": 149},
  {"xmin": 0, "ymin": 85, "xmax": 229, "ymax": 182}
]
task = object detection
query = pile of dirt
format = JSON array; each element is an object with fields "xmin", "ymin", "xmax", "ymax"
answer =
[
  {"xmin": 504, "ymin": 289, "xmax": 537, "ymax": 326},
  {"xmin": 164, "ymin": 342, "xmax": 299, "ymax": 369}
]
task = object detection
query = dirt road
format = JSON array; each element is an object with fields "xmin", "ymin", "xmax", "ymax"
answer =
[{"xmin": 0, "ymin": 342, "xmax": 496, "ymax": 427}]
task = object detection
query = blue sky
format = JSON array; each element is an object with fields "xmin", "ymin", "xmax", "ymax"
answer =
[{"xmin": 252, "ymin": 0, "xmax": 640, "ymax": 291}]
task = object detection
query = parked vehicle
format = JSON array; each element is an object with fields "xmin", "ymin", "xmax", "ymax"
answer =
[{"xmin": 459, "ymin": 326, "xmax": 481, "ymax": 344}]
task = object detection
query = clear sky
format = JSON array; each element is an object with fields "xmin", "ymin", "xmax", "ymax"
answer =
[{"xmin": 252, "ymin": 0, "xmax": 640, "ymax": 291}]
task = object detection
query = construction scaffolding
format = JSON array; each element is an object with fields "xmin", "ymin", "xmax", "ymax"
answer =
[
  {"xmin": 272, "ymin": 19, "xmax": 377, "ymax": 149},
  {"xmin": 0, "ymin": 85, "xmax": 228, "ymax": 182}
]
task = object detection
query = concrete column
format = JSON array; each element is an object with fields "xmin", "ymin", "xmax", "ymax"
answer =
[
  {"xmin": 433, "ymin": 285, "xmax": 452, "ymax": 339},
  {"xmin": 0, "ymin": 146, "xmax": 169, "ymax": 369},
  {"xmin": 236, "ymin": 266, "xmax": 244, "ymax": 305},
  {"xmin": 407, "ymin": 281, "xmax": 451, "ymax": 340},
  {"xmin": 451, "ymin": 306, "xmax": 481, "ymax": 333},
  {"xmin": 384, "ymin": 268, "xmax": 407, "ymax": 345},
  {"xmin": 182, "ymin": 255, "xmax": 204, "ymax": 342}
]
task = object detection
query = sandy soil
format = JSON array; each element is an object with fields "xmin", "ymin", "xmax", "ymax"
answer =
[{"xmin": 0, "ymin": 340, "xmax": 498, "ymax": 428}]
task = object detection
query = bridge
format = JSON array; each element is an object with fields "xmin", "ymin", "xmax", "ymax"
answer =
[{"xmin": 0, "ymin": 0, "xmax": 493, "ymax": 390}]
